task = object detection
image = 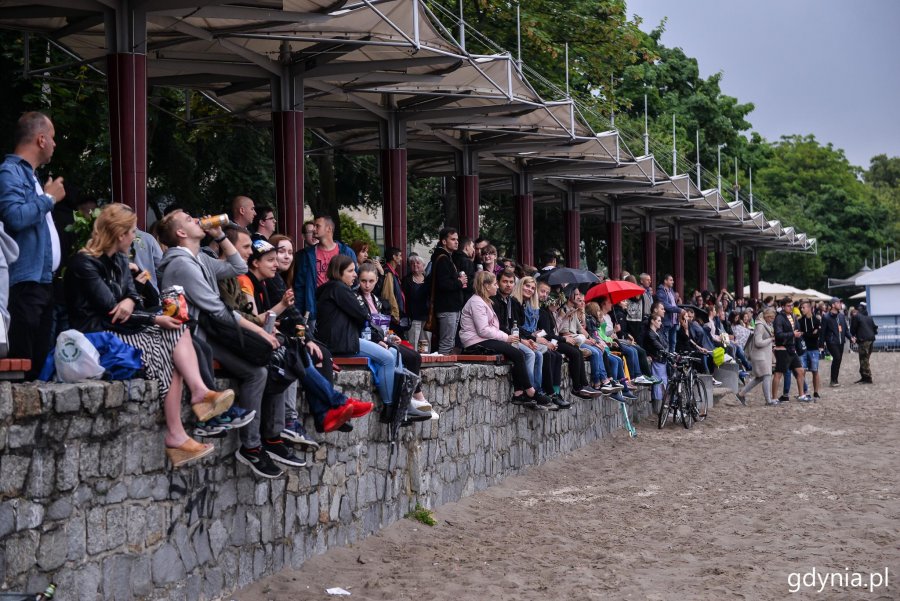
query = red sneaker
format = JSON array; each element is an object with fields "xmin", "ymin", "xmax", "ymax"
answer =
[
  {"xmin": 345, "ymin": 398, "xmax": 374, "ymax": 419},
  {"xmin": 321, "ymin": 405, "xmax": 354, "ymax": 433}
]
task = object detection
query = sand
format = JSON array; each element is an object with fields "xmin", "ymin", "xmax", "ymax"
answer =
[{"xmin": 234, "ymin": 351, "xmax": 900, "ymax": 600}]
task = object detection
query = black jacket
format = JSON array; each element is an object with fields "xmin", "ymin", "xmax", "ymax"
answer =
[
  {"xmin": 821, "ymin": 311, "xmax": 848, "ymax": 347},
  {"xmin": 797, "ymin": 314, "xmax": 823, "ymax": 350},
  {"xmin": 315, "ymin": 279, "xmax": 370, "ymax": 355},
  {"xmin": 850, "ymin": 311, "xmax": 877, "ymax": 342},
  {"xmin": 452, "ymin": 249, "xmax": 476, "ymax": 301},
  {"xmin": 65, "ymin": 252, "xmax": 157, "ymax": 334},
  {"xmin": 773, "ymin": 311, "xmax": 798, "ymax": 350},
  {"xmin": 643, "ymin": 328, "xmax": 669, "ymax": 361},
  {"xmin": 491, "ymin": 293, "xmax": 523, "ymax": 334},
  {"xmin": 430, "ymin": 246, "xmax": 464, "ymax": 312},
  {"xmin": 537, "ymin": 307, "xmax": 559, "ymax": 338}
]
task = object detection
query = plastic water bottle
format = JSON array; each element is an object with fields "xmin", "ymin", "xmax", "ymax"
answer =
[
  {"xmin": 511, "ymin": 320, "xmax": 519, "ymax": 339},
  {"xmin": 363, "ymin": 321, "xmax": 372, "ymax": 341}
]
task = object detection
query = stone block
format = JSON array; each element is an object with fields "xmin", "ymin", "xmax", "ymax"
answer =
[
  {"xmin": 193, "ymin": 527, "xmax": 213, "ymax": 567},
  {"xmin": 13, "ymin": 498, "xmax": 44, "ymax": 531},
  {"xmin": 35, "ymin": 525, "xmax": 67, "ymax": 571},
  {"xmin": 0, "ymin": 501, "xmax": 14, "ymax": 539},
  {"xmin": 126, "ymin": 505, "xmax": 146, "ymax": 548},
  {"xmin": 12, "ymin": 384, "xmax": 42, "ymax": 419},
  {"xmin": 0, "ymin": 381, "xmax": 12, "ymax": 420},
  {"xmin": 5, "ymin": 530, "xmax": 38, "ymax": 577},
  {"xmin": 86, "ymin": 506, "xmax": 106, "ymax": 555},
  {"xmin": 172, "ymin": 523, "xmax": 197, "ymax": 572},
  {"xmin": 56, "ymin": 442, "xmax": 80, "ymax": 492},
  {"xmin": 53, "ymin": 383, "xmax": 81, "ymax": 412},
  {"xmin": 68, "ymin": 415, "xmax": 94, "ymax": 438},
  {"xmin": 132, "ymin": 554, "xmax": 153, "ymax": 598},
  {"xmin": 7, "ymin": 422, "xmax": 37, "ymax": 449},
  {"xmin": 80, "ymin": 382, "xmax": 105, "ymax": 414},
  {"xmin": 143, "ymin": 503, "xmax": 166, "ymax": 547},
  {"xmin": 106, "ymin": 505, "xmax": 126, "ymax": 550},
  {"xmin": 104, "ymin": 381, "xmax": 125, "ymax": 408},
  {"xmin": 66, "ymin": 513, "xmax": 86, "ymax": 561},
  {"xmin": 151, "ymin": 543, "xmax": 185, "ymax": 586},
  {"xmin": 208, "ymin": 519, "xmax": 228, "ymax": 560},
  {"xmin": 100, "ymin": 440, "xmax": 125, "ymax": 479},
  {"xmin": 26, "ymin": 447, "xmax": 55, "ymax": 499}
]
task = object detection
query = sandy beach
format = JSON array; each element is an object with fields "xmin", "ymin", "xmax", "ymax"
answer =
[{"xmin": 234, "ymin": 350, "xmax": 900, "ymax": 600}]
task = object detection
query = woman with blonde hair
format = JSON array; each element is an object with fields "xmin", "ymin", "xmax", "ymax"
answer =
[
  {"xmin": 737, "ymin": 307, "xmax": 778, "ymax": 406},
  {"xmin": 65, "ymin": 203, "xmax": 234, "ymax": 467},
  {"xmin": 512, "ymin": 276, "xmax": 569, "ymax": 408},
  {"xmin": 459, "ymin": 271, "xmax": 550, "ymax": 408}
]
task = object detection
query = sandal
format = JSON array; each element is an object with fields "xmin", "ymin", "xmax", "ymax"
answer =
[
  {"xmin": 192, "ymin": 389, "xmax": 235, "ymax": 422},
  {"xmin": 166, "ymin": 438, "xmax": 215, "ymax": 468}
]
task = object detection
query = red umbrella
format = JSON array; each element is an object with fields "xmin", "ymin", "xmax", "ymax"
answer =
[{"xmin": 584, "ymin": 280, "xmax": 646, "ymax": 304}]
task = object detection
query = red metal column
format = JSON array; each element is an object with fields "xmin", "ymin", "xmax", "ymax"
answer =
[
  {"xmin": 106, "ymin": 53, "xmax": 147, "ymax": 228},
  {"xmin": 673, "ymin": 238, "xmax": 685, "ymax": 301},
  {"xmin": 564, "ymin": 209, "xmax": 581, "ymax": 269},
  {"xmin": 273, "ymin": 110, "xmax": 304, "ymax": 244},
  {"xmin": 608, "ymin": 220, "xmax": 623, "ymax": 280},
  {"xmin": 514, "ymin": 193, "xmax": 534, "ymax": 266},
  {"xmin": 457, "ymin": 175, "xmax": 479, "ymax": 240},
  {"xmin": 696, "ymin": 242, "xmax": 708, "ymax": 292},
  {"xmin": 715, "ymin": 246, "xmax": 728, "ymax": 293},
  {"xmin": 733, "ymin": 247, "xmax": 744, "ymax": 299},
  {"xmin": 750, "ymin": 254, "xmax": 760, "ymax": 300},
  {"xmin": 381, "ymin": 148, "xmax": 408, "ymax": 256},
  {"xmin": 643, "ymin": 230, "xmax": 657, "ymax": 287}
]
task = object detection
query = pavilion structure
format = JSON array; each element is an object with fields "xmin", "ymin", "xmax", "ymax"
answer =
[{"xmin": 0, "ymin": 0, "xmax": 815, "ymax": 298}]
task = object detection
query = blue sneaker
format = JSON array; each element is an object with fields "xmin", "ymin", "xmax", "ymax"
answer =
[
  {"xmin": 194, "ymin": 420, "xmax": 226, "ymax": 438},
  {"xmin": 217, "ymin": 406, "xmax": 256, "ymax": 430}
]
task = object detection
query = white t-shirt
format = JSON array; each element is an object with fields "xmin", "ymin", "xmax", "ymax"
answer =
[{"xmin": 31, "ymin": 174, "xmax": 61, "ymax": 272}]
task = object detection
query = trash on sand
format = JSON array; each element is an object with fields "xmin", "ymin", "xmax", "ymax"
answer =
[{"xmin": 326, "ymin": 588, "xmax": 351, "ymax": 596}]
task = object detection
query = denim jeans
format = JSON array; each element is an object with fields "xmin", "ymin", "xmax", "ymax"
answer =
[
  {"xmin": 580, "ymin": 344, "xmax": 607, "ymax": 383},
  {"xmin": 299, "ymin": 364, "xmax": 347, "ymax": 422},
  {"xmin": 356, "ymin": 338, "xmax": 401, "ymax": 404},
  {"xmin": 437, "ymin": 311, "xmax": 460, "ymax": 355},
  {"xmin": 517, "ymin": 342, "xmax": 543, "ymax": 391}
]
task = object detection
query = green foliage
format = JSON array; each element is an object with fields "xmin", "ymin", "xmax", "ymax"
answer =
[
  {"xmin": 407, "ymin": 177, "xmax": 445, "ymax": 246},
  {"xmin": 64, "ymin": 207, "xmax": 101, "ymax": 252},
  {"xmin": 404, "ymin": 503, "xmax": 436, "ymax": 527},
  {"xmin": 338, "ymin": 212, "xmax": 376, "ymax": 250}
]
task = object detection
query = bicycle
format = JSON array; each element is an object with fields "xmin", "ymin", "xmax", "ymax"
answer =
[{"xmin": 658, "ymin": 351, "xmax": 710, "ymax": 429}]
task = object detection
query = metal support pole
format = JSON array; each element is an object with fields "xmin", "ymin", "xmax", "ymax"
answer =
[{"xmin": 643, "ymin": 94, "xmax": 649, "ymax": 156}]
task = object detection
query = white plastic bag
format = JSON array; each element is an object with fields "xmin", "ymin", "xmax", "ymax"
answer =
[{"xmin": 55, "ymin": 329, "xmax": 105, "ymax": 382}]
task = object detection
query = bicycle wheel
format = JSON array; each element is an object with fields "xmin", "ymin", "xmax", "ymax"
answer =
[
  {"xmin": 692, "ymin": 375, "xmax": 709, "ymax": 422},
  {"xmin": 680, "ymin": 382, "xmax": 694, "ymax": 429},
  {"xmin": 658, "ymin": 381, "xmax": 675, "ymax": 429}
]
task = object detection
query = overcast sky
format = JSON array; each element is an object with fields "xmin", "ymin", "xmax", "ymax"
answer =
[{"xmin": 625, "ymin": 0, "xmax": 900, "ymax": 169}]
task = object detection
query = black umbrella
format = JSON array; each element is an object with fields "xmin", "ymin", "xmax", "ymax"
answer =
[
  {"xmin": 678, "ymin": 304, "xmax": 709, "ymax": 321},
  {"xmin": 543, "ymin": 267, "xmax": 600, "ymax": 286}
]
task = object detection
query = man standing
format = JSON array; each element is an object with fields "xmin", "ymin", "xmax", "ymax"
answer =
[
  {"xmin": 771, "ymin": 297, "xmax": 810, "ymax": 402},
  {"xmin": 251, "ymin": 205, "xmax": 276, "ymax": 241},
  {"xmin": 230, "ymin": 195, "xmax": 257, "ymax": 229},
  {"xmin": 0, "ymin": 112, "xmax": 65, "ymax": 377},
  {"xmin": 655, "ymin": 274, "xmax": 682, "ymax": 351},
  {"xmin": 431, "ymin": 227, "xmax": 466, "ymax": 354},
  {"xmin": 796, "ymin": 300, "xmax": 823, "ymax": 399},
  {"xmin": 293, "ymin": 215, "xmax": 356, "ymax": 335},
  {"xmin": 821, "ymin": 297, "xmax": 848, "ymax": 387},
  {"xmin": 850, "ymin": 302, "xmax": 877, "ymax": 384},
  {"xmin": 453, "ymin": 237, "xmax": 476, "ymax": 302}
]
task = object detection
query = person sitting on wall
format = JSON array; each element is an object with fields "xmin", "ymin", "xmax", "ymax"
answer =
[
  {"xmin": 459, "ymin": 270, "xmax": 550, "ymax": 409},
  {"xmin": 65, "ymin": 203, "xmax": 234, "ymax": 468}
]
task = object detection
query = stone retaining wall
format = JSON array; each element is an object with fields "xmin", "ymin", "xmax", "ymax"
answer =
[{"xmin": 0, "ymin": 364, "xmax": 649, "ymax": 600}]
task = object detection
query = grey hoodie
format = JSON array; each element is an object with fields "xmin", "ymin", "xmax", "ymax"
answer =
[{"xmin": 157, "ymin": 246, "xmax": 247, "ymax": 330}]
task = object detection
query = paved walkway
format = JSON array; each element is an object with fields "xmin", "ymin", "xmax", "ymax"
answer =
[{"xmin": 236, "ymin": 351, "xmax": 899, "ymax": 600}]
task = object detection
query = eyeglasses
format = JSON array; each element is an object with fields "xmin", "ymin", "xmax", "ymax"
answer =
[{"xmin": 261, "ymin": 216, "xmax": 276, "ymax": 223}]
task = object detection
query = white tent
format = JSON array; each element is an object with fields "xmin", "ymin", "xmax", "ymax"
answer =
[
  {"xmin": 743, "ymin": 280, "xmax": 804, "ymax": 299},
  {"xmin": 850, "ymin": 290, "xmax": 866, "ymax": 300},
  {"xmin": 800, "ymin": 288, "xmax": 832, "ymax": 301},
  {"xmin": 855, "ymin": 259, "xmax": 900, "ymax": 317}
]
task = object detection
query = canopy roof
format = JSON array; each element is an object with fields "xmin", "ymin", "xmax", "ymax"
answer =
[
  {"xmin": 0, "ymin": 0, "xmax": 815, "ymax": 253},
  {"xmin": 855, "ymin": 259, "xmax": 900, "ymax": 286}
]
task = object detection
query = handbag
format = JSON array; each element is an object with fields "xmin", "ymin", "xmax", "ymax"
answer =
[{"xmin": 198, "ymin": 311, "xmax": 274, "ymax": 366}]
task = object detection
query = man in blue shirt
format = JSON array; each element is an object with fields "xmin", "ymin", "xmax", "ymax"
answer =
[{"xmin": 0, "ymin": 112, "xmax": 66, "ymax": 377}]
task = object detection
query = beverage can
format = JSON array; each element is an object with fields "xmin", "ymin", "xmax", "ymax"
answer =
[
  {"xmin": 263, "ymin": 311, "xmax": 276, "ymax": 333},
  {"xmin": 460, "ymin": 270, "xmax": 467, "ymax": 288},
  {"xmin": 198, "ymin": 214, "xmax": 230, "ymax": 230}
]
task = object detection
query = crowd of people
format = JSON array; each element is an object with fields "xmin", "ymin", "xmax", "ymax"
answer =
[{"xmin": 0, "ymin": 111, "xmax": 880, "ymax": 480}]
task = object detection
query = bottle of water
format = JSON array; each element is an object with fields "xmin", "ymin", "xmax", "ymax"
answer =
[
  {"xmin": 511, "ymin": 320, "xmax": 519, "ymax": 338},
  {"xmin": 363, "ymin": 321, "xmax": 372, "ymax": 341}
]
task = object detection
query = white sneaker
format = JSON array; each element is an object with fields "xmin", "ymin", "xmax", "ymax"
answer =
[
  {"xmin": 712, "ymin": 378, "xmax": 723, "ymax": 387},
  {"xmin": 429, "ymin": 410, "xmax": 440, "ymax": 420},
  {"xmin": 411, "ymin": 398, "xmax": 433, "ymax": 412}
]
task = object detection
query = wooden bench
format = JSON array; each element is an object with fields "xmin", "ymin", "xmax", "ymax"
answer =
[{"xmin": 0, "ymin": 358, "xmax": 31, "ymax": 380}]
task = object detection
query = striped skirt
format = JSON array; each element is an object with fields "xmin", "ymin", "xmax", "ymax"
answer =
[{"xmin": 113, "ymin": 324, "xmax": 184, "ymax": 399}]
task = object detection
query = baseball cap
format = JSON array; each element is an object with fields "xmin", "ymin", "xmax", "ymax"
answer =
[{"xmin": 251, "ymin": 238, "xmax": 275, "ymax": 260}]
